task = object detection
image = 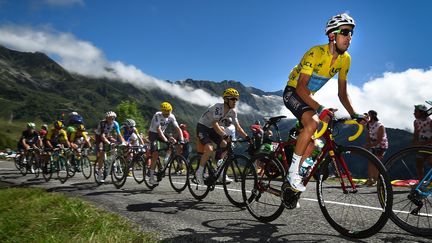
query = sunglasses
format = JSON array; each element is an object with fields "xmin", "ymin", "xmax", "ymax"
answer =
[
  {"xmin": 227, "ymin": 97, "xmax": 238, "ymax": 101},
  {"xmin": 335, "ymin": 28, "xmax": 354, "ymax": 36}
]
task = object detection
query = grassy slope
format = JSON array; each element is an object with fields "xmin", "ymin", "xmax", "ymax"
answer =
[{"xmin": 0, "ymin": 187, "xmax": 158, "ymax": 243}]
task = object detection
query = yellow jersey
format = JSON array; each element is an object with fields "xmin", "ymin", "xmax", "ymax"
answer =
[
  {"xmin": 287, "ymin": 44, "xmax": 351, "ymax": 94},
  {"xmin": 69, "ymin": 131, "xmax": 89, "ymax": 143},
  {"xmin": 45, "ymin": 128, "xmax": 68, "ymax": 143}
]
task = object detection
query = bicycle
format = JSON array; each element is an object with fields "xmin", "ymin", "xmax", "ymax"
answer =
[
  {"xmin": 188, "ymin": 137, "xmax": 250, "ymax": 207},
  {"xmin": 384, "ymin": 102, "xmax": 432, "ymax": 236},
  {"xmin": 93, "ymin": 144, "xmax": 128, "ymax": 187},
  {"xmin": 242, "ymin": 114, "xmax": 393, "ymax": 238},
  {"xmin": 41, "ymin": 147, "xmax": 70, "ymax": 183},
  {"xmin": 111, "ymin": 145, "xmax": 148, "ymax": 189},
  {"xmin": 143, "ymin": 141, "xmax": 189, "ymax": 193}
]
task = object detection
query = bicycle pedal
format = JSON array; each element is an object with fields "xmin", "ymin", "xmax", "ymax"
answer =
[{"xmin": 281, "ymin": 182, "xmax": 301, "ymax": 210}]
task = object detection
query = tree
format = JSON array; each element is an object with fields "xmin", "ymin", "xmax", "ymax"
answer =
[{"xmin": 116, "ymin": 101, "xmax": 148, "ymax": 134}]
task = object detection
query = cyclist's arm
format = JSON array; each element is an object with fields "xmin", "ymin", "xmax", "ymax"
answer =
[
  {"xmin": 157, "ymin": 126, "xmax": 168, "ymax": 142},
  {"xmin": 337, "ymin": 78, "xmax": 356, "ymax": 116},
  {"xmin": 234, "ymin": 123, "xmax": 248, "ymax": 139},
  {"xmin": 174, "ymin": 125, "xmax": 184, "ymax": 142}
]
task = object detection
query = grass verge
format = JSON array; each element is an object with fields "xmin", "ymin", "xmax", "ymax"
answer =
[{"xmin": 0, "ymin": 187, "xmax": 159, "ymax": 243}]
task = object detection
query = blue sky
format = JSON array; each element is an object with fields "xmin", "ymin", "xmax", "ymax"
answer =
[{"xmin": 0, "ymin": 0, "xmax": 431, "ymax": 130}]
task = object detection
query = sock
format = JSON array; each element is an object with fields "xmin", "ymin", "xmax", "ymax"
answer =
[
  {"xmin": 150, "ymin": 169, "xmax": 154, "ymax": 178},
  {"xmin": 288, "ymin": 153, "xmax": 302, "ymax": 174}
]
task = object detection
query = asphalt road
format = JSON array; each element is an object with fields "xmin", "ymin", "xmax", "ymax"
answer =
[{"xmin": 0, "ymin": 160, "xmax": 429, "ymax": 243}]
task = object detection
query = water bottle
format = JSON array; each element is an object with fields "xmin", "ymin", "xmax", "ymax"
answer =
[
  {"xmin": 300, "ymin": 157, "xmax": 314, "ymax": 177},
  {"xmin": 163, "ymin": 151, "xmax": 171, "ymax": 164},
  {"xmin": 311, "ymin": 139, "xmax": 324, "ymax": 158},
  {"xmin": 217, "ymin": 159, "xmax": 224, "ymax": 168}
]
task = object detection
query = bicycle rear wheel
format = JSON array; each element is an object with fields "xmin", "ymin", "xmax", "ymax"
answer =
[
  {"xmin": 385, "ymin": 146, "xmax": 432, "ymax": 237},
  {"xmin": 242, "ymin": 154, "xmax": 285, "ymax": 222},
  {"xmin": 132, "ymin": 156, "xmax": 145, "ymax": 184},
  {"xmin": 57, "ymin": 156, "xmax": 69, "ymax": 184},
  {"xmin": 316, "ymin": 145, "xmax": 392, "ymax": 238},
  {"xmin": 42, "ymin": 160, "xmax": 53, "ymax": 182},
  {"xmin": 223, "ymin": 154, "xmax": 250, "ymax": 207},
  {"xmin": 168, "ymin": 154, "xmax": 189, "ymax": 192},
  {"xmin": 188, "ymin": 154, "xmax": 210, "ymax": 200},
  {"xmin": 80, "ymin": 156, "xmax": 92, "ymax": 179},
  {"xmin": 111, "ymin": 156, "xmax": 128, "ymax": 189}
]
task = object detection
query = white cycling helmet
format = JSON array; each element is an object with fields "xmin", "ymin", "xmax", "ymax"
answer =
[
  {"xmin": 105, "ymin": 111, "xmax": 117, "ymax": 118},
  {"xmin": 325, "ymin": 13, "xmax": 356, "ymax": 35},
  {"xmin": 124, "ymin": 119, "xmax": 136, "ymax": 128}
]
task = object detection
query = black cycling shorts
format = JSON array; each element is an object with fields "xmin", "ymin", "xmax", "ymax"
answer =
[
  {"xmin": 148, "ymin": 131, "xmax": 164, "ymax": 152},
  {"xmin": 196, "ymin": 123, "xmax": 222, "ymax": 148},
  {"xmin": 283, "ymin": 86, "xmax": 315, "ymax": 121}
]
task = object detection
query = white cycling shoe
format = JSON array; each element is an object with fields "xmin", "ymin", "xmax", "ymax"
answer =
[
  {"xmin": 286, "ymin": 172, "xmax": 306, "ymax": 192},
  {"xmin": 149, "ymin": 177, "xmax": 159, "ymax": 186}
]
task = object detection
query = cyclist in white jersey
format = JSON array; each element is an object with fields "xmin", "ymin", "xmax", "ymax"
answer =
[
  {"xmin": 413, "ymin": 104, "xmax": 432, "ymax": 179},
  {"xmin": 94, "ymin": 111, "xmax": 126, "ymax": 183},
  {"xmin": 195, "ymin": 88, "xmax": 250, "ymax": 185},
  {"xmin": 147, "ymin": 102, "xmax": 184, "ymax": 185}
]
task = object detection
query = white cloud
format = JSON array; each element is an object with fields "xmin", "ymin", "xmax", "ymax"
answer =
[
  {"xmin": 0, "ymin": 24, "xmax": 255, "ymax": 113},
  {"xmin": 314, "ymin": 68, "xmax": 432, "ymax": 131}
]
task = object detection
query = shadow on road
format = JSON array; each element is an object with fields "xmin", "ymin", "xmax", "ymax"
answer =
[{"xmin": 157, "ymin": 218, "xmax": 366, "ymax": 243}]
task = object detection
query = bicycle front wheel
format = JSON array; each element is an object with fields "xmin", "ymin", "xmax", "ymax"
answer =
[
  {"xmin": 132, "ymin": 156, "xmax": 145, "ymax": 184},
  {"xmin": 188, "ymin": 154, "xmax": 210, "ymax": 200},
  {"xmin": 80, "ymin": 156, "xmax": 92, "ymax": 179},
  {"xmin": 223, "ymin": 154, "xmax": 250, "ymax": 207},
  {"xmin": 168, "ymin": 154, "xmax": 189, "ymax": 192},
  {"xmin": 316, "ymin": 145, "xmax": 392, "ymax": 238},
  {"xmin": 242, "ymin": 154, "xmax": 285, "ymax": 222},
  {"xmin": 57, "ymin": 156, "xmax": 69, "ymax": 184},
  {"xmin": 385, "ymin": 146, "xmax": 432, "ymax": 237},
  {"xmin": 111, "ymin": 156, "xmax": 128, "ymax": 189}
]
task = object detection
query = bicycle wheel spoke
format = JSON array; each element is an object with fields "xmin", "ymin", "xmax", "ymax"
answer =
[
  {"xmin": 242, "ymin": 155, "xmax": 285, "ymax": 222},
  {"xmin": 317, "ymin": 146, "xmax": 392, "ymax": 238}
]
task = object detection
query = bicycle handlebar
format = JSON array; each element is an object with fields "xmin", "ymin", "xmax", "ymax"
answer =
[{"xmin": 313, "ymin": 118, "xmax": 363, "ymax": 142}]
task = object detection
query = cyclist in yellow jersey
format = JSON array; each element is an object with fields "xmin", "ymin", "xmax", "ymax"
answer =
[
  {"xmin": 283, "ymin": 13, "xmax": 364, "ymax": 192},
  {"xmin": 69, "ymin": 124, "xmax": 91, "ymax": 150},
  {"xmin": 45, "ymin": 120, "xmax": 71, "ymax": 149}
]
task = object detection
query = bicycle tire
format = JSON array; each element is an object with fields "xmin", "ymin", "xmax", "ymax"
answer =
[
  {"xmin": 80, "ymin": 156, "xmax": 92, "ymax": 179},
  {"xmin": 111, "ymin": 156, "xmax": 128, "ymax": 189},
  {"xmin": 32, "ymin": 156, "xmax": 41, "ymax": 178},
  {"xmin": 188, "ymin": 154, "xmax": 210, "ymax": 200},
  {"xmin": 316, "ymin": 145, "xmax": 392, "ymax": 238},
  {"xmin": 242, "ymin": 154, "xmax": 285, "ymax": 222},
  {"xmin": 14, "ymin": 154, "xmax": 22, "ymax": 170},
  {"xmin": 42, "ymin": 160, "xmax": 53, "ymax": 182},
  {"xmin": 384, "ymin": 146, "xmax": 432, "ymax": 237},
  {"xmin": 168, "ymin": 154, "xmax": 189, "ymax": 192},
  {"xmin": 223, "ymin": 154, "xmax": 250, "ymax": 207},
  {"xmin": 132, "ymin": 156, "xmax": 145, "ymax": 184},
  {"xmin": 94, "ymin": 163, "xmax": 103, "ymax": 185},
  {"xmin": 57, "ymin": 156, "xmax": 69, "ymax": 184},
  {"xmin": 67, "ymin": 158, "xmax": 76, "ymax": 178}
]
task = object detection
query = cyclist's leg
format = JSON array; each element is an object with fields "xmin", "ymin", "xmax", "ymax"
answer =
[
  {"xmin": 148, "ymin": 132, "xmax": 160, "ymax": 185},
  {"xmin": 283, "ymin": 86, "xmax": 317, "ymax": 192}
]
